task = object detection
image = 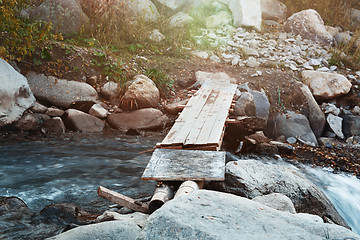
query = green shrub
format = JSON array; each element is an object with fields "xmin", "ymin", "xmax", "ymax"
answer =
[
  {"xmin": 0, "ymin": 0, "xmax": 58, "ymax": 61},
  {"xmin": 145, "ymin": 68, "xmax": 174, "ymax": 97}
]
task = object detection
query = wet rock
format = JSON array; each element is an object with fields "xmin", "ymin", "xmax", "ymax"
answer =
[
  {"xmin": 14, "ymin": 113, "xmax": 50, "ymax": 131},
  {"xmin": 343, "ymin": 115, "xmax": 360, "ymax": 137},
  {"xmin": 100, "ymin": 82, "xmax": 119, "ymax": 100},
  {"xmin": 252, "ymin": 193, "xmax": 296, "ymax": 214},
  {"xmin": 219, "ymin": 0, "xmax": 262, "ymax": 31},
  {"xmin": 212, "ymin": 159, "xmax": 349, "ymax": 228},
  {"xmin": 89, "ymin": 104, "xmax": 108, "ymax": 118},
  {"xmin": 31, "ymin": 102, "xmax": 48, "ymax": 114},
  {"xmin": 138, "ymin": 190, "xmax": 356, "ymax": 240},
  {"xmin": 46, "ymin": 107, "xmax": 65, "ymax": 117},
  {"xmin": 241, "ymin": 131, "xmax": 278, "ymax": 155},
  {"xmin": 40, "ymin": 203, "xmax": 98, "ymax": 226},
  {"xmin": 260, "ymin": 0, "xmax": 287, "ymax": 22},
  {"xmin": 27, "ymin": 72, "xmax": 99, "ymax": 109},
  {"xmin": 169, "ymin": 12, "xmax": 193, "ymax": 28},
  {"xmin": 48, "ymin": 221, "xmax": 141, "ymax": 240},
  {"xmin": 107, "ymin": 108, "xmax": 169, "ymax": 131},
  {"xmin": 63, "ymin": 109, "xmax": 104, "ymax": 132},
  {"xmin": 0, "ymin": 58, "xmax": 36, "ymax": 127},
  {"xmin": 327, "ymin": 113, "xmax": 344, "ymax": 139},
  {"xmin": 163, "ymin": 99, "xmax": 188, "ymax": 115},
  {"xmin": 268, "ymin": 111, "xmax": 318, "ymax": 146},
  {"xmin": 0, "ymin": 196, "xmax": 32, "ymax": 214},
  {"xmin": 301, "ymin": 70, "xmax": 352, "ymax": 99},
  {"xmin": 43, "ymin": 117, "xmax": 66, "ymax": 134},
  {"xmin": 30, "ymin": 0, "xmax": 89, "ymax": 35},
  {"xmin": 121, "ymin": 75, "xmax": 160, "ymax": 111},
  {"xmin": 284, "ymin": 9, "xmax": 334, "ymax": 45}
]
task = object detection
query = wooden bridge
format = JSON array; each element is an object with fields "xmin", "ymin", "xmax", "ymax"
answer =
[
  {"xmin": 98, "ymin": 76, "xmax": 238, "ymax": 213},
  {"xmin": 142, "ymin": 78, "xmax": 237, "ymax": 182}
]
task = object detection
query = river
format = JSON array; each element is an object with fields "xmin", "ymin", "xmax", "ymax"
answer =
[{"xmin": 1, "ymin": 132, "xmax": 360, "ymax": 238}]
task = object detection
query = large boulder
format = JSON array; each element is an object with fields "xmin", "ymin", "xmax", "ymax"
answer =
[
  {"xmin": 27, "ymin": 72, "xmax": 99, "ymax": 109},
  {"xmin": 284, "ymin": 9, "xmax": 334, "ymax": 45},
  {"xmin": 100, "ymin": 82, "xmax": 119, "ymax": 100},
  {"xmin": 13, "ymin": 113, "xmax": 50, "ymax": 131},
  {"xmin": 107, "ymin": 108, "xmax": 169, "ymax": 131},
  {"xmin": 0, "ymin": 59, "xmax": 36, "ymax": 127},
  {"xmin": 296, "ymin": 82, "xmax": 325, "ymax": 138},
  {"xmin": 301, "ymin": 70, "xmax": 352, "ymax": 99},
  {"xmin": 48, "ymin": 220, "xmax": 141, "ymax": 240},
  {"xmin": 267, "ymin": 111, "xmax": 318, "ymax": 146},
  {"xmin": 138, "ymin": 190, "xmax": 357, "ymax": 240},
  {"xmin": 121, "ymin": 75, "xmax": 160, "ymax": 111},
  {"xmin": 213, "ymin": 159, "xmax": 349, "ymax": 228},
  {"xmin": 30, "ymin": 0, "xmax": 89, "ymax": 35},
  {"xmin": 260, "ymin": 0, "xmax": 287, "ymax": 22},
  {"xmin": 219, "ymin": 0, "xmax": 262, "ymax": 31},
  {"xmin": 63, "ymin": 109, "xmax": 104, "ymax": 132}
]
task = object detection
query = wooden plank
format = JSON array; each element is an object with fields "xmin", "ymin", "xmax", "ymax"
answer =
[
  {"xmin": 196, "ymin": 84, "xmax": 237, "ymax": 145},
  {"xmin": 97, "ymin": 186, "xmax": 149, "ymax": 213},
  {"xmin": 184, "ymin": 90, "xmax": 219, "ymax": 145},
  {"xmin": 142, "ymin": 148, "xmax": 226, "ymax": 181},
  {"xmin": 207, "ymin": 84, "xmax": 237, "ymax": 145}
]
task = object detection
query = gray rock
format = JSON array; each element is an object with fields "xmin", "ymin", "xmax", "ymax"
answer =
[
  {"xmin": 268, "ymin": 111, "xmax": 318, "ymax": 146},
  {"xmin": 301, "ymin": 70, "xmax": 352, "ymax": 99},
  {"xmin": 169, "ymin": 12, "xmax": 193, "ymax": 28},
  {"xmin": 107, "ymin": 108, "xmax": 169, "ymax": 131},
  {"xmin": 252, "ymin": 193, "xmax": 296, "ymax": 214},
  {"xmin": 156, "ymin": 0, "xmax": 193, "ymax": 11},
  {"xmin": 31, "ymin": 102, "xmax": 48, "ymax": 114},
  {"xmin": 96, "ymin": 211, "xmax": 148, "ymax": 228},
  {"xmin": 14, "ymin": 113, "xmax": 50, "ymax": 131},
  {"xmin": 27, "ymin": 72, "xmax": 99, "ymax": 109},
  {"xmin": 215, "ymin": 159, "xmax": 349, "ymax": 228},
  {"xmin": 63, "ymin": 109, "xmax": 104, "ymax": 132},
  {"xmin": 343, "ymin": 115, "xmax": 360, "ymax": 137},
  {"xmin": 0, "ymin": 58, "xmax": 36, "ymax": 127},
  {"xmin": 30, "ymin": 0, "xmax": 89, "ymax": 35},
  {"xmin": 163, "ymin": 99, "xmax": 188, "ymax": 115},
  {"xmin": 284, "ymin": 9, "xmax": 334, "ymax": 46},
  {"xmin": 286, "ymin": 136, "xmax": 297, "ymax": 144},
  {"xmin": 327, "ymin": 113, "xmax": 344, "ymax": 139},
  {"xmin": 261, "ymin": 0, "xmax": 287, "ymax": 21},
  {"xmin": 234, "ymin": 92, "xmax": 256, "ymax": 116},
  {"xmin": 334, "ymin": 32, "xmax": 352, "ymax": 46},
  {"xmin": 192, "ymin": 71, "xmax": 237, "ymax": 89},
  {"xmin": 89, "ymin": 103, "xmax": 108, "ymax": 118},
  {"xmin": 349, "ymin": 8, "xmax": 360, "ymax": 28},
  {"xmin": 322, "ymin": 102, "xmax": 340, "ymax": 116},
  {"xmin": 246, "ymin": 57, "xmax": 260, "ymax": 68},
  {"xmin": 126, "ymin": 0, "xmax": 159, "ymax": 22},
  {"xmin": 148, "ymin": 29, "xmax": 165, "ymax": 43},
  {"xmin": 46, "ymin": 107, "xmax": 65, "ymax": 117},
  {"xmin": 297, "ymin": 82, "xmax": 325, "ymax": 138},
  {"xmin": 352, "ymin": 106, "xmax": 360, "ymax": 115},
  {"xmin": 100, "ymin": 82, "xmax": 119, "ymax": 100},
  {"xmin": 192, "ymin": 51, "xmax": 209, "ymax": 60},
  {"xmin": 43, "ymin": 117, "xmax": 66, "ymax": 134},
  {"xmin": 47, "ymin": 220, "xmax": 141, "ymax": 240},
  {"xmin": 121, "ymin": 75, "xmax": 160, "ymax": 111},
  {"xmin": 139, "ymin": 190, "xmax": 357, "ymax": 240}
]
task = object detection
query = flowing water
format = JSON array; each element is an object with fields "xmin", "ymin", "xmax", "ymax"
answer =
[
  {"xmin": 302, "ymin": 166, "xmax": 360, "ymax": 235},
  {"xmin": 1, "ymin": 133, "xmax": 360, "ymax": 238}
]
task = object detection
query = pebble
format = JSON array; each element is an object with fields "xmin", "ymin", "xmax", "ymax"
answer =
[{"xmin": 287, "ymin": 137, "xmax": 297, "ymax": 144}]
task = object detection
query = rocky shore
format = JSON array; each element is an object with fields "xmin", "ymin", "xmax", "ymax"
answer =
[{"xmin": 1, "ymin": 0, "xmax": 360, "ymax": 239}]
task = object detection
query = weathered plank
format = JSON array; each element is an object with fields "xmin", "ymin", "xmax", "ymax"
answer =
[
  {"xmin": 97, "ymin": 186, "xmax": 149, "ymax": 213},
  {"xmin": 141, "ymin": 148, "xmax": 226, "ymax": 181}
]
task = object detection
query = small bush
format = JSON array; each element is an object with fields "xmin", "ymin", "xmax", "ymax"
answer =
[{"xmin": 0, "ymin": 0, "xmax": 58, "ymax": 61}]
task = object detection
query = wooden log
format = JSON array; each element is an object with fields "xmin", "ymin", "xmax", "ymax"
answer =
[
  {"xmin": 174, "ymin": 181, "xmax": 201, "ymax": 198},
  {"xmin": 149, "ymin": 184, "xmax": 174, "ymax": 213},
  {"xmin": 97, "ymin": 186, "xmax": 149, "ymax": 213}
]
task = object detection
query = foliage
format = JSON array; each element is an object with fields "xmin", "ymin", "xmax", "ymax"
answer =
[
  {"xmin": 145, "ymin": 68, "xmax": 174, "ymax": 97},
  {"xmin": 0, "ymin": 0, "xmax": 59, "ymax": 61}
]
